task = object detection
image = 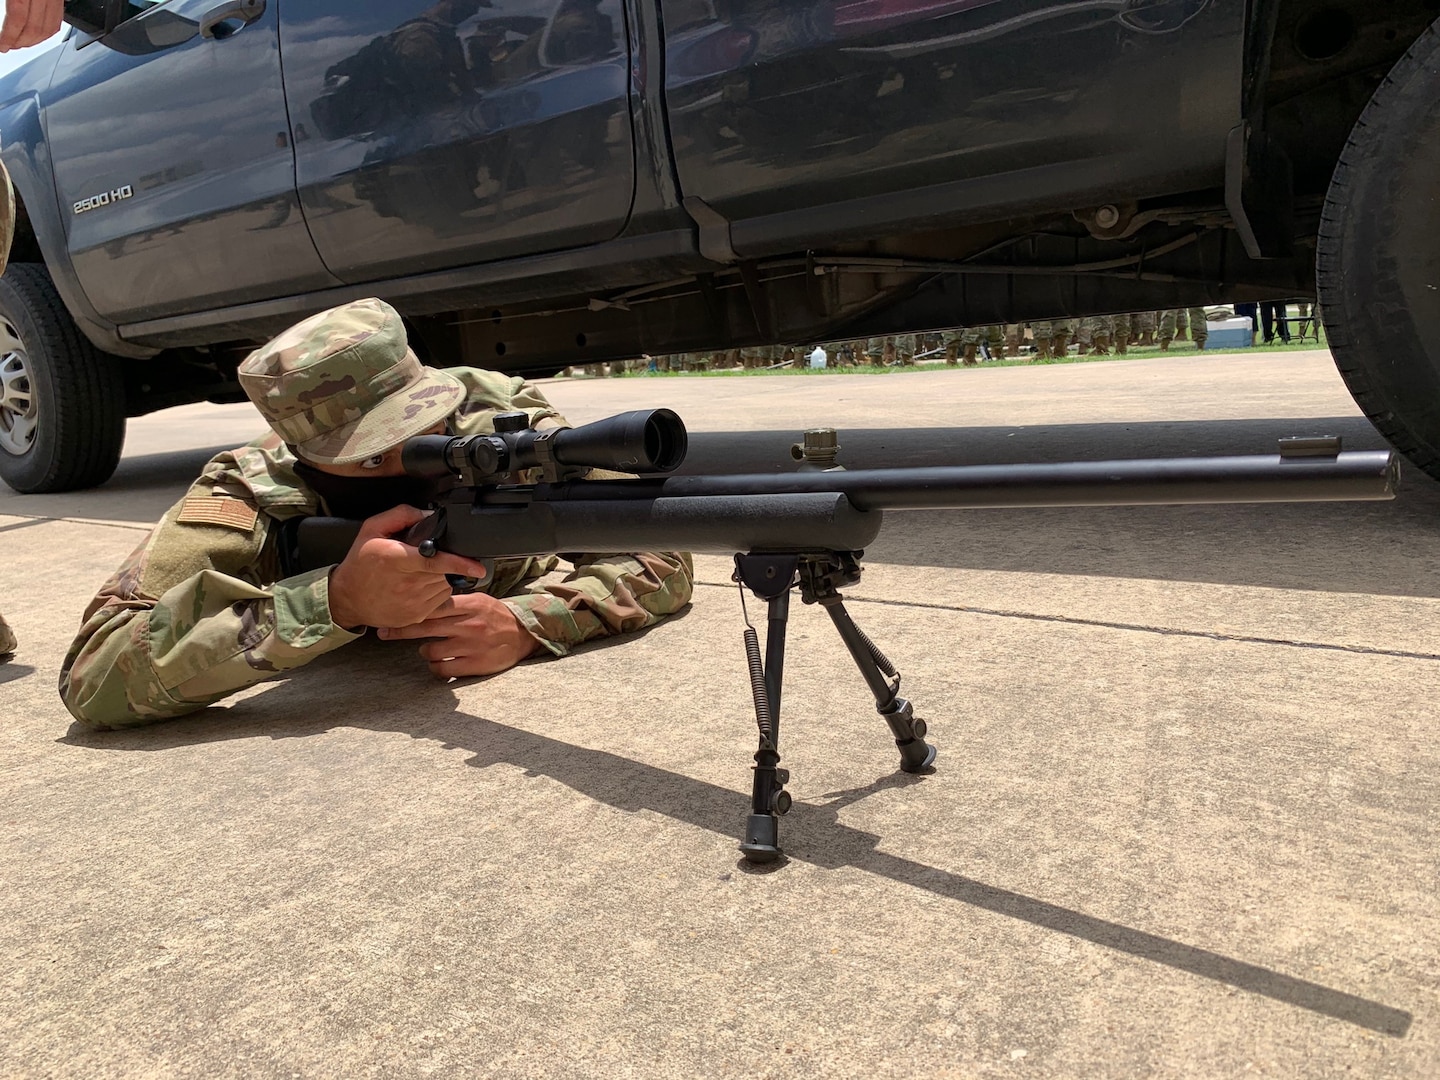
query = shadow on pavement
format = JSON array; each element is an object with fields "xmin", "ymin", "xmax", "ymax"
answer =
[
  {"xmin": 59, "ymin": 637, "xmax": 1413, "ymax": 1038},
  {"xmin": 0, "ymin": 662, "xmax": 35, "ymax": 685}
]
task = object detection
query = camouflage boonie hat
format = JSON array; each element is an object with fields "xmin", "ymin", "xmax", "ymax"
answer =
[
  {"xmin": 238, "ymin": 298, "xmax": 463, "ymax": 465},
  {"xmin": 0, "ymin": 159, "xmax": 14, "ymax": 274}
]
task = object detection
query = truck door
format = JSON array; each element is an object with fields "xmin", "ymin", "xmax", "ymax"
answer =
[
  {"xmin": 46, "ymin": 0, "xmax": 340, "ymax": 324},
  {"xmin": 279, "ymin": 0, "xmax": 636, "ymax": 283},
  {"xmin": 660, "ymin": 0, "xmax": 1240, "ymax": 248}
]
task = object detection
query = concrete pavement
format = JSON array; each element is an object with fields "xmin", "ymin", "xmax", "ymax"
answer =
[{"xmin": 1, "ymin": 349, "xmax": 1437, "ymax": 1077}]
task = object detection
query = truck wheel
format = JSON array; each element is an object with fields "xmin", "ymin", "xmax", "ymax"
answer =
[
  {"xmin": 0, "ymin": 265, "xmax": 125, "ymax": 493},
  {"xmin": 1316, "ymin": 18, "xmax": 1440, "ymax": 481}
]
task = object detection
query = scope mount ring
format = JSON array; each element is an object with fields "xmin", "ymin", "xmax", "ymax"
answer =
[{"xmin": 530, "ymin": 426, "xmax": 565, "ymax": 483}]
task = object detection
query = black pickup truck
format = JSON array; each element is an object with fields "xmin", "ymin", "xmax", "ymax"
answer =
[{"xmin": 0, "ymin": 0, "xmax": 1436, "ymax": 493}]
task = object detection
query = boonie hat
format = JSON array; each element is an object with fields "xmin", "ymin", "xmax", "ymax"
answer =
[{"xmin": 238, "ymin": 298, "xmax": 463, "ymax": 465}]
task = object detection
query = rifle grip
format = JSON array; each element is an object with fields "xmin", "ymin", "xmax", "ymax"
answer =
[{"xmin": 400, "ymin": 509, "xmax": 493, "ymax": 593}]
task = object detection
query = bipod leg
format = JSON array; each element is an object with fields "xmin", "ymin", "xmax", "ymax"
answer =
[
  {"xmin": 733, "ymin": 554, "xmax": 799, "ymax": 863},
  {"xmin": 818, "ymin": 595, "xmax": 937, "ymax": 774}
]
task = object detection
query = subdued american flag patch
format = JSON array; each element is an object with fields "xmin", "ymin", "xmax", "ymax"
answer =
[{"xmin": 176, "ymin": 495, "xmax": 259, "ymax": 533}]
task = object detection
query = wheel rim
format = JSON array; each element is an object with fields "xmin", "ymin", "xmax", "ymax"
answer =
[{"xmin": 0, "ymin": 316, "xmax": 36, "ymax": 457}]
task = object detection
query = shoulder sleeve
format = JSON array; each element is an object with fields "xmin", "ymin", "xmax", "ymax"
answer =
[{"xmin": 447, "ymin": 368, "xmax": 568, "ymax": 430}]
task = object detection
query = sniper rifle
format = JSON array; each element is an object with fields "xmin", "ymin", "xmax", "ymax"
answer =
[{"xmin": 281, "ymin": 408, "xmax": 1399, "ymax": 862}]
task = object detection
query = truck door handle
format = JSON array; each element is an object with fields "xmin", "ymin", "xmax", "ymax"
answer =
[{"xmin": 199, "ymin": 0, "xmax": 265, "ymax": 39}]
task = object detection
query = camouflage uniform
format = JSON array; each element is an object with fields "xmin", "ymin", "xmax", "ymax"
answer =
[
  {"xmin": 1003, "ymin": 324, "xmax": 1022, "ymax": 357},
  {"xmin": 1029, "ymin": 320, "xmax": 1075, "ymax": 359},
  {"xmin": 856, "ymin": 336, "xmax": 911, "ymax": 365},
  {"xmin": 1077, "ymin": 317, "xmax": 1113, "ymax": 355},
  {"xmin": 1134, "ymin": 310, "xmax": 1156, "ymax": 347},
  {"xmin": 58, "ymin": 299, "xmax": 694, "ymax": 730},
  {"xmin": 0, "ymin": 609, "xmax": 15, "ymax": 657},
  {"xmin": 940, "ymin": 327, "xmax": 987, "ymax": 365},
  {"xmin": 738, "ymin": 345, "xmax": 777, "ymax": 369},
  {"xmin": 1188, "ymin": 308, "xmax": 1208, "ymax": 349},
  {"xmin": 1111, "ymin": 313, "xmax": 1131, "ymax": 355},
  {"xmin": 1158, "ymin": 309, "xmax": 1208, "ymax": 350}
]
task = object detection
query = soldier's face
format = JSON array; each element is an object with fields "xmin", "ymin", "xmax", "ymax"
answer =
[{"xmin": 305, "ymin": 422, "xmax": 447, "ymax": 478}]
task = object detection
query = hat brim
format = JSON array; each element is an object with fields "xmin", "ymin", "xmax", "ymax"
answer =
[{"xmin": 294, "ymin": 364, "xmax": 465, "ymax": 465}]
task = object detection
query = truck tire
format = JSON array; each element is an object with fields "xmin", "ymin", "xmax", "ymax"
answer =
[
  {"xmin": 0, "ymin": 265, "xmax": 126, "ymax": 493},
  {"xmin": 1316, "ymin": 18, "xmax": 1440, "ymax": 481}
]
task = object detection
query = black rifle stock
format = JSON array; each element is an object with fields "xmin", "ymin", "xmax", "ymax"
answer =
[{"xmin": 280, "ymin": 410, "xmax": 1399, "ymax": 862}]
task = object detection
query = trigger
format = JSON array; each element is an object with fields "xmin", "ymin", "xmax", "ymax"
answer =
[{"xmin": 447, "ymin": 557, "xmax": 495, "ymax": 594}]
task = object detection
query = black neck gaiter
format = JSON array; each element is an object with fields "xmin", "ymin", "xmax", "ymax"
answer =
[{"xmin": 293, "ymin": 460, "xmax": 439, "ymax": 521}]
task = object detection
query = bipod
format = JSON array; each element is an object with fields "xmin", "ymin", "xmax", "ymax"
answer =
[{"xmin": 731, "ymin": 550, "xmax": 937, "ymax": 863}]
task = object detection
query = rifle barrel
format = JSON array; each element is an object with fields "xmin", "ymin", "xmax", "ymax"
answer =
[{"xmin": 540, "ymin": 450, "xmax": 1397, "ymax": 510}]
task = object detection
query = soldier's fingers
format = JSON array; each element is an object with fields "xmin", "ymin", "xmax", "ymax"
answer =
[
  {"xmin": 377, "ymin": 611, "xmax": 463, "ymax": 641},
  {"xmin": 401, "ymin": 549, "xmax": 490, "ymax": 582},
  {"xmin": 418, "ymin": 640, "xmax": 472, "ymax": 664},
  {"xmin": 427, "ymin": 656, "xmax": 483, "ymax": 679},
  {"xmin": 358, "ymin": 504, "xmax": 432, "ymax": 541}
]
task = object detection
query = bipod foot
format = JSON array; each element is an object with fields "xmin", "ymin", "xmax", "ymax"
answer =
[
  {"xmin": 802, "ymin": 558, "xmax": 938, "ymax": 776},
  {"xmin": 883, "ymin": 695, "xmax": 937, "ymax": 773},
  {"xmin": 739, "ymin": 814, "xmax": 783, "ymax": 863}
]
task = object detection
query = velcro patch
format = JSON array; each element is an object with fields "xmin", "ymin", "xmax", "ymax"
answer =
[{"xmin": 176, "ymin": 494, "xmax": 259, "ymax": 533}]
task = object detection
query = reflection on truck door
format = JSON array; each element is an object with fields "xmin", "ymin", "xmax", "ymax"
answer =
[{"xmin": 281, "ymin": 0, "xmax": 637, "ymax": 283}]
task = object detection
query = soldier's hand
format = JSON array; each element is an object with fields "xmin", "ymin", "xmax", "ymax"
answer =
[
  {"xmin": 0, "ymin": 0, "xmax": 64, "ymax": 51},
  {"xmin": 326, "ymin": 505, "xmax": 490, "ymax": 631},
  {"xmin": 376, "ymin": 592, "xmax": 542, "ymax": 679}
]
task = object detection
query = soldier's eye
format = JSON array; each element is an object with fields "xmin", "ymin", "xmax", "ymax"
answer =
[{"xmin": 360, "ymin": 454, "xmax": 386, "ymax": 470}]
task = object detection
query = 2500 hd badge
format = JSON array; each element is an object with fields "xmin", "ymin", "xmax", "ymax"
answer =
[{"xmin": 73, "ymin": 185, "xmax": 133, "ymax": 215}]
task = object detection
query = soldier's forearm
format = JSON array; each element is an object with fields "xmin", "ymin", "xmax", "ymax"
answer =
[
  {"xmin": 501, "ymin": 551, "xmax": 694, "ymax": 656},
  {"xmin": 59, "ymin": 568, "xmax": 362, "ymax": 729}
]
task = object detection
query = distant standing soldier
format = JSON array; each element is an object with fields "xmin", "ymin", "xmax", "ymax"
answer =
[
  {"xmin": 941, "ymin": 328, "xmax": 979, "ymax": 365},
  {"xmin": 1050, "ymin": 319, "xmax": 1075, "ymax": 358},
  {"xmin": 1028, "ymin": 321, "xmax": 1053, "ymax": 360},
  {"xmin": 738, "ymin": 346, "xmax": 769, "ymax": 369},
  {"xmin": 1134, "ymin": 310, "xmax": 1157, "ymax": 347},
  {"xmin": 1158, "ymin": 309, "xmax": 1209, "ymax": 350},
  {"xmin": 1003, "ymin": 325, "xmax": 1022, "ymax": 358},
  {"xmin": 1188, "ymin": 308, "xmax": 1209, "ymax": 350},
  {"xmin": 1111, "ymin": 313, "xmax": 1131, "ymax": 355},
  {"xmin": 1077, "ymin": 317, "xmax": 1113, "ymax": 355},
  {"xmin": 1158, "ymin": 310, "xmax": 1178, "ymax": 350}
]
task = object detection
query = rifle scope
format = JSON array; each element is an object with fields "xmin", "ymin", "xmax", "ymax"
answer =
[{"xmin": 402, "ymin": 408, "xmax": 688, "ymax": 483}]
